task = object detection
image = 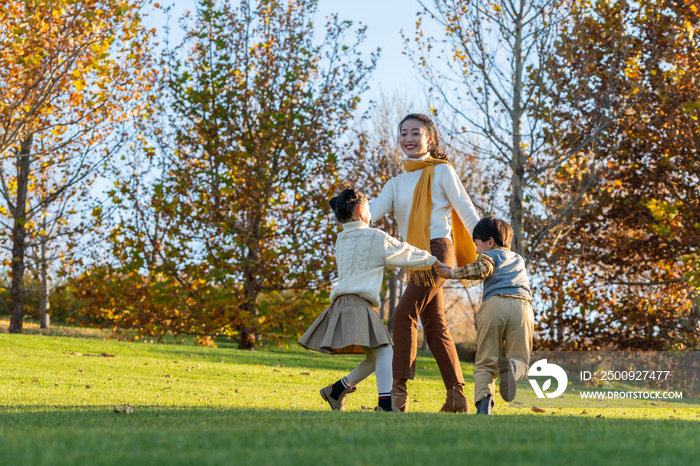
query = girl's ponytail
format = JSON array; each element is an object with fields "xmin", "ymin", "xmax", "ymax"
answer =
[{"xmin": 329, "ymin": 188, "xmax": 368, "ymax": 223}]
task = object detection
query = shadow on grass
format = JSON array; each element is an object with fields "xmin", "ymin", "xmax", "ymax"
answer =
[{"xmin": 1, "ymin": 405, "xmax": 699, "ymax": 466}]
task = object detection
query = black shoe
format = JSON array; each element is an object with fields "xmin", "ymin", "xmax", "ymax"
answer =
[
  {"xmin": 499, "ymin": 358, "xmax": 517, "ymax": 402},
  {"xmin": 320, "ymin": 384, "xmax": 357, "ymax": 411},
  {"xmin": 476, "ymin": 395, "xmax": 494, "ymax": 415}
]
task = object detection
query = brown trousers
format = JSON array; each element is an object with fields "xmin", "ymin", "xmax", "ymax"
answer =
[{"xmin": 392, "ymin": 238, "xmax": 465, "ymax": 389}]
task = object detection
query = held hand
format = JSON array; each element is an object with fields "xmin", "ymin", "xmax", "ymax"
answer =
[{"xmin": 433, "ymin": 260, "xmax": 453, "ymax": 279}]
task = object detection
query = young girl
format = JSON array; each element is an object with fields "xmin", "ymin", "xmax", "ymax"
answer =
[
  {"xmin": 298, "ymin": 188, "xmax": 440, "ymax": 412},
  {"xmin": 370, "ymin": 113, "xmax": 481, "ymax": 413}
]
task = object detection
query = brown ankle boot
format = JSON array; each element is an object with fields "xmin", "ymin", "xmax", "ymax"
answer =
[
  {"xmin": 439, "ymin": 384, "xmax": 469, "ymax": 413},
  {"xmin": 391, "ymin": 378, "xmax": 409, "ymax": 412}
]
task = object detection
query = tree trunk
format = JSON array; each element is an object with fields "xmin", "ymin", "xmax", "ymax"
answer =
[
  {"xmin": 40, "ymin": 232, "xmax": 50, "ymax": 329},
  {"xmin": 239, "ymin": 238, "xmax": 259, "ymax": 350},
  {"xmin": 387, "ymin": 272, "xmax": 397, "ymax": 336},
  {"xmin": 238, "ymin": 322, "xmax": 256, "ymax": 350},
  {"xmin": 421, "ymin": 332, "xmax": 428, "ymax": 351},
  {"xmin": 510, "ymin": 6, "xmax": 526, "ymax": 257},
  {"xmin": 379, "ymin": 286, "xmax": 388, "ymax": 320},
  {"xmin": 9, "ymin": 136, "xmax": 32, "ymax": 334}
]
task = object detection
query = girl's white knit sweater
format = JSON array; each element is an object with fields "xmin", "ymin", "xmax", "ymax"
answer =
[
  {"xmin": 370, "ymin": 154, "xmax": 480, "ymax": 241},
  {"xmin": 329, "ymin": 221, "xmax": 437, "ymax": 308}
]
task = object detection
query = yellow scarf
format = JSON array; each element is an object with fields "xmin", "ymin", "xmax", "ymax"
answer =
[{"xmin": 404, "ymin": 157, "xmax": 477, "ymax": 286}]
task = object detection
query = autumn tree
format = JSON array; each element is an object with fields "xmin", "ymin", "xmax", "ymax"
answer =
[
  {"xmin": 0, "ymin": 0, "xmax": 155, "ymax": 333},
  {"xmin": 534, "ymin": 0, "xmax": 700, "ymax": 350},
  {"xmin": 78, "ymin": 0, "xmax": 376, "ymax": 349},
  {"xmin": 407, "ymin": 0, "xmax": 642, "ymax": 260}
]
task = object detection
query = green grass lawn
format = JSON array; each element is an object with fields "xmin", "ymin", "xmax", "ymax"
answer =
[{"xmin": 1, "ymin": 331, "xmax": 699, "ymax": 466}]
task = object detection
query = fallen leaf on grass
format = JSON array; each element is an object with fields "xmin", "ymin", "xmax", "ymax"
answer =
[
  {"xmin": 100, "ymin": 353, "xmax": 115, "ymax": 358},
  {"xmin": 273, "ymin": 369, "xmax": 281, "ymax": 372},
  {"xmin": 165, "ymin": 375, "xmax": 171, "ymax": 378},
  {"xmin": 78, "ymin": 370, "xmax": 85, "ymax": 373},
  {"xmin": 85, "ymin": 385, "xmax": 91, "ymax": 389},
  {"xmin": 581, "ymin": 410, "xmax": 587, "ymax": 415},
  {"xmin": 532, "ymin": 406, "xmax": 546, "ymax": 413},
  {"xmin": 300, "ymin": 372, "xmax": 310, "ymax": 376},
  {"xmin": 361, "ymin": 406, "xmax": 372, "ymax": 410},
  {"xmin": 412, "ymin": 399, "xmax": 420, "ymax": 403},
  {"xmin": 32, "ymin": 379, "xmax": 39, "ymax": 383},
  {"xmin": 596, "ymin": 414, "xmax": 604, "ymax": 418},
  {"xmin": 114, "ymin": 405, "xmax": 135, "ymax": 414}
]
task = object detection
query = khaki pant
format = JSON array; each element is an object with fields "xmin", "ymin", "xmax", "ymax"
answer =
[
  {"xmin": 473, "ymin": 295, "xmax": 534, "ymax": 404},
  {"xmin": 392, "ymin": 238, "xmax": 465, "ymax": 389}
]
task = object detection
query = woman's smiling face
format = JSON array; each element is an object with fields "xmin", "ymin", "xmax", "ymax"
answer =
[{"xmin": 399, "ymin": 119, "xmax": 432, "ymax": 158}]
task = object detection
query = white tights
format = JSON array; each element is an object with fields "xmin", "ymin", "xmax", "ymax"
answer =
[{"xmin": 344, "ymin": 345, "xmax": 393, "ymax": 395}]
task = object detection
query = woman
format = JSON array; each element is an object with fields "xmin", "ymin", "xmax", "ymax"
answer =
[{"xmin": 370, "ymin": 113, "xmax": 480, "ymax": 413}]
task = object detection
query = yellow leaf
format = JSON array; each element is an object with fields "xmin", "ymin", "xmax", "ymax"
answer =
[{"xmin": 493, "ymin": 4, "xmax": 502, "ymax": 11}]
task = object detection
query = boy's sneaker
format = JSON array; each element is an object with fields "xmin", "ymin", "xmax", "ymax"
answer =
[
  {"xmin": 498, "ymin": 358, "xmax": 517, "ymax": 402},
  {"xmin": 475, "ymin": 394, "xmax": 494, "ymax": 415},
  {"xmin": 320, "ymin": 384, "xmax": 356, "ymax": 411}
]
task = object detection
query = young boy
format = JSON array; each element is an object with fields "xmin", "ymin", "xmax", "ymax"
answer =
[{"xmin": 434, "ymin": 216, "xmax": 534, "ymax": 415}]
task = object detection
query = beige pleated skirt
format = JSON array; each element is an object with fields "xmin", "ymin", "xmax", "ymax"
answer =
[{"xmin": 298, "ymin": 294, "xmax": 393, "ymax": 354}]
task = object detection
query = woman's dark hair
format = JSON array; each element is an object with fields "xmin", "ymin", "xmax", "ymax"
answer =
[
  {"xmin": 472, "ymin": 216, "xmax": 513, "ymax": 248},
  {"xmin": 398, "ymin": 113, "xmax": 448, "ymax": 160},
  {"xmin": 329, "ymin": 188, "xmax": 368, "ymax": 223}
]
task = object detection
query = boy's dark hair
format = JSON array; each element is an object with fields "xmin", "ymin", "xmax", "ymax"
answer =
[
  {"xmin": 329, "ymin": 188, "xmax": 368, "ymax": 223},
  {"xmin": 472, "ymin": 216, "xmax": 513, "ymax": 248}
]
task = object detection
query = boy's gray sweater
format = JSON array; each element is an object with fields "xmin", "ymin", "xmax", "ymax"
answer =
[{"xmin": 482, "ymin": 249, "xmax": 531, "ymax": 302}]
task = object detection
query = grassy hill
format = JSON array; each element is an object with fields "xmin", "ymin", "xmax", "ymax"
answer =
[{"xmin": 1, "ymin": 330, "xmax": 699, "ymax": 465}]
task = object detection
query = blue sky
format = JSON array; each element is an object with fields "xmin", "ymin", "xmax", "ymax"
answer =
[{"xmin": 147, "ymin": 0, "xmax": 444, "ymax": 108}]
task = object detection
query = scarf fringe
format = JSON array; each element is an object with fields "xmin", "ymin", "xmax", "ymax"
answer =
[{"xmin": 407, "ymin": 268, "xmax": 436, "ymax": 287}]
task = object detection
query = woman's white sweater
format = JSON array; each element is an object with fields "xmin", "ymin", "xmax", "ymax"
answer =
[
  {"xmin": 329, "ymin": 221, "xmax": 437, "ymax": 308},
  {"xmin": 370, "ymin": 154, "xmax": 480, "ymax": 241}
]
